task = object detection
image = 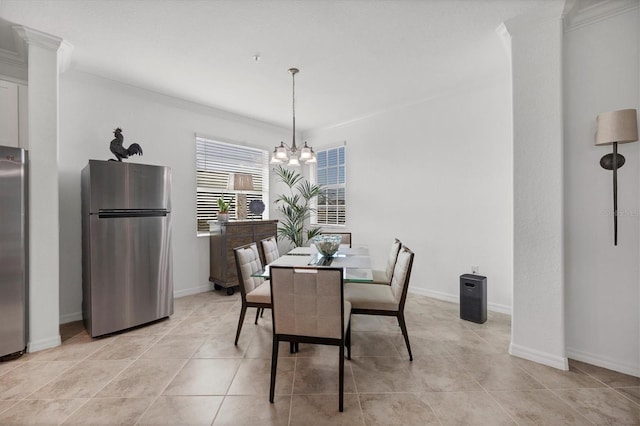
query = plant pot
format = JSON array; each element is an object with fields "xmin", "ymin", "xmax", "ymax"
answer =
[{"xmin": 218, "ymin": 213, "xmax": 229, "ymax": 222}]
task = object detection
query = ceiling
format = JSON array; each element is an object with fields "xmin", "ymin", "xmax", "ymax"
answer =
[{"xmin": 0, "ymin": 0, "xmax": 564, "ymax": 131}]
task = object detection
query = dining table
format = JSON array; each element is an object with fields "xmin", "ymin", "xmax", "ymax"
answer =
[{"xmin": 254, "ymin": 245, "xmax": 374, "ymax": 283}]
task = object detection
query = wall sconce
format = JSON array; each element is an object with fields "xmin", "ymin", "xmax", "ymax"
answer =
[
  {"xmin": 595, "ymin": 109, "xmax": 638, "ymax": 245},
  {"xmin": 227, "ymin": 173, "xmax": 254, "ymax": 220}
]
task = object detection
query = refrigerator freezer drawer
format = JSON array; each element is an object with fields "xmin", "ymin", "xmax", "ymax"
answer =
[
  {"xmin": 86, "ymin": 160, "xmax": 171, "ymax": 212},
  {"xmin": 85, "ymin": 214, "xmax": 173, "ymax": 337}
]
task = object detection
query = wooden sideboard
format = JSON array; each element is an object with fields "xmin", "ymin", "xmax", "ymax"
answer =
[{"xmin": 209, "ymin": 219, "xmax": 278, "ymax": 295}]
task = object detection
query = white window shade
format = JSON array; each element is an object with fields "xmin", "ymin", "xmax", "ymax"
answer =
[
  {"xmin": 196, "ymin": 137, "xmax": 269, "ymax": 233},
  {"xmin": 312, "ymin": 145, "xmax": 346, "ymax": 226}
]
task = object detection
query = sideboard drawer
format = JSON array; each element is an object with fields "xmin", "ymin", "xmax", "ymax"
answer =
[
  {"xmin": 228, "ymin": 235, "xmax": 253, "ymax": 251},
  {"xmin": 225, "ymin": 225, "xmax": 254, "ymax": 236},
  {"xmin": 255, "ymin": 223, "xmax": 277, "ymax": 235}
]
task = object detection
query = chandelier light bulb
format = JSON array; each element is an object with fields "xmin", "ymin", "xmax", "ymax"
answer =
[
  {"xmin": 270, "ymin": 149, "xmax": 283, "ymax": 164},
  {"xmin": 288, "ymin": 155, "xmax": 300, "ymax": 167},
  {"xmin": 276, "ymin": 143, "xmax": 288, "ymax": 160},
  {"xmin": 306, "ymin": 150, "xmax": 317, "ymax": 163},
  {"xmin": 299, "ymin": 142, "xmax": 312, "ymax": 161}
]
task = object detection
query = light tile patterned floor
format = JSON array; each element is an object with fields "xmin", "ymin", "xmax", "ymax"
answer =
[{"xmin": 0, "ymin": 291, "xmax": 638, "ymax": 425}]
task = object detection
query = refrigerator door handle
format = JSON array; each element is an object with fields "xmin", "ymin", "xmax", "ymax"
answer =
[{"xmin": 97, "ymin": 209, "xmax": 168, "ymax": 218}]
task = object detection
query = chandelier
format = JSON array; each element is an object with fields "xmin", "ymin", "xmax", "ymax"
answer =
[{"xmin": 270, "ymin": 68, "xmax": 316, "ymax": 166}]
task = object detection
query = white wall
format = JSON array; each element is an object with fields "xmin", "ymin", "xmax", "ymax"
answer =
[
  {"xmin": 58, "ymin": 70, "xmax": 290, "ymax": 322},
  {"xmin": 303, "ymin": 76, "xmax": 514, "ymax": 313},
  {"xmin": 564, "ymin": 7, "xmax": 640, "ymax": 376}
]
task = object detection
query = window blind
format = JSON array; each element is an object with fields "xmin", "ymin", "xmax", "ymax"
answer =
[
  {"xmin": 313, "ymin": 145, "xmax": 346, "ymax": 226},
  {"xmin": 195, "ymin": 137, "xmax": 269, "ymax": 233}
]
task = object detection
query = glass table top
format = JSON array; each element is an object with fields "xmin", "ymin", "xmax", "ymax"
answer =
[{"xmin": 252, "ymin": 246, "xmax": 373, "ymax": 283}]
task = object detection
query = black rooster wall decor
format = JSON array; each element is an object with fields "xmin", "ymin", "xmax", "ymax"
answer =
[{"xmin": 109, "ymin": 128, "xmax": 143, "ymax": 162}]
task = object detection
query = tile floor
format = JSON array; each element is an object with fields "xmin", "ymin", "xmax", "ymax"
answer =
[{"xmin": 0, "ymin": 291, "xmax": 638, "ymax": 425}]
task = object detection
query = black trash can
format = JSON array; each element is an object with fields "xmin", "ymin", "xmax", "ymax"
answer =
[{"xmin": 460, "ymin": 274, "xmax": 487, "ymax": 324}]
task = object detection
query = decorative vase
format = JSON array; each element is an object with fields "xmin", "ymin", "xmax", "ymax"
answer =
[
  {"xmin": 218, "ymin": 213, "xmax": 229, "ymax": 222},
  {"xmin": 311, "ymin": 234, "xmax": 342, "ymax": 257}
]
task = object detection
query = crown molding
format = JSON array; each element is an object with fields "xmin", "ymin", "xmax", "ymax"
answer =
[
  {"xmin": 305, "ymin": 69, "xmax": 509, "ymax": 134},
  {"xmin": 58, "ymin": 40, "xmax": 74, "ymax": 73},
  {"xmin": 0, "ymin": 46, "xmax": 26, "ymax": 68},
  {"xmin": 563, "ymin": 0, "xmax": 639, "ymax": 32},
  {"xmin": 495, "ymin": 22, "xmax": 512, "ymax": 53},
  {"xmin": 0, "ymin": 23, "xmax": 27, "ymax": 72},
  {"xmin": 11, "ymin": 25, "xmax": 74, "ymax": 73},
  {"xmin": 66, "ymin": 68, "xmax": 291, "ymax": 136},
  {"xmin": 501, "ymin": 6, "xmax": 564, "ymax": 36},
  {"xmin": 13, "ymin": 25, "xmax": 64, "ymax": 51}
]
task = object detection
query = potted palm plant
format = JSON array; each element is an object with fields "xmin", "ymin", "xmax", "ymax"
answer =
[
  {"xmin": 273, "ymin": 165, "xmax": 323, "ymax": 247},
  {"xmin": 217, "ymin": 197, "xmax": 230, "ymax": 222}
]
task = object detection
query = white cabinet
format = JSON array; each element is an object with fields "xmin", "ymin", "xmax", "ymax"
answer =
[{"xmin": 0, "ymin": 79, "xmax": 27, "ymax": 148}]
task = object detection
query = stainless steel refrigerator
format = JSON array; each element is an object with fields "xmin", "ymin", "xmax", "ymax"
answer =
[
  {"xmin": 0, "ymin": 146, "xmax": 28, "ymax": 358},
  {"xmin": 81, "ymin": 160, "xmax": 173, "ymax": 337}
]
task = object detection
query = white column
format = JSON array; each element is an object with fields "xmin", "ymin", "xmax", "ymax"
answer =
[
  {"xmin": 501, "ymin": 10, "xmax": 568, "ymax": 370},
  {"xmin": 13, "ymin": 26, "xmax": 70, "ymax": 352}
]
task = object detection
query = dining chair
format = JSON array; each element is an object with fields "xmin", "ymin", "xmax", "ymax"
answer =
[
  {"xmin": 233, "ymin": 243, "xmax": 271, "ymax": 345},
  {"xmin": 260, "ymin": 236, "xmax": 280, "ymax": 264},
  {"xmin": 371, "ymin": 238, "xmax": 402, "ymax": 285},
  {"xmin": 344, "ymin": 245, "xmax": 415, "ymax": 361},
  {"xmin": 320, "ymin": 231, "xmax": 352, "ymax": 248},
  {"xmin": 269, "ymin": 266, "xmax": 351, "ymax": 412}
]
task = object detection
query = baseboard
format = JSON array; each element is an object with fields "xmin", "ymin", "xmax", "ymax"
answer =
[
  {"xmin": 567, "ymin": 346, "xmax": 640, "ymax": 378},
  {"xmin": 174, "ymin": 283, "xmax": 214, "ymax": 298},
  {"xmin": 410, "ymin": 287, "xmax": 458, "ymax": 303},
  {"xmin": 27, "ymin": 335, "xmax": 61, "ymax": 353},
  {"xmin": 57, "ymin": 285, "xmax": 213, "ymax": 326},
  {"xmin": 60, "ymin": 311, "xmax": 83, "ymax": 324},
  {"xmin": 487, "ymin": 302, "xmax": 511, "ymax": 315},
  {"xmin": 408, "ymin": 287, "xmax": 512, "ymax": 315},
  {"xmin": 510, "ymin": 342, "xmax": 569, "ymax": 371}
]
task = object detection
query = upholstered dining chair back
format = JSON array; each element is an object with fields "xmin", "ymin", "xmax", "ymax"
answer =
[
  {"xmin": 385, "ymin": 238, "xmax": 402, "ymax": 280},
  {"xmin": 260, "ymin": 236, "xmax": 280, "ymax": 265},
  {"xmin": 269, "ymin": 266, "xmax": 351, "ymax": 411},
  {"xmin": 390, "ymin": 246, "xmax": 415, "ymax": 305},
  {"xmin": 233, "ymin": 243, "xmax": 271, "ymax": 346},
  {"xmin": 371, "ymin": 238, "xmax": 402, "ymax": 285},
  {"xmin": 270, "ymin": 266, "xmax": 345, "ymax": 340},
  {"xmin": 234, "ymin": 243, "xmax": 265, "ymax": 295}
]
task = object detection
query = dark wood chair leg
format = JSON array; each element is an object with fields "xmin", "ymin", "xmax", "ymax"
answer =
[
  {"xmin": 339, "ymin": 343, "xmax": 344, "ymax": 412},
  {"xmin": 260, "ymin": 308, "xmax": 265, "ymax": 318},
  {"xmin": 234, "ymin": 304, "xmax": 247, "ymax": 346},
  {"xmin": 289, "ymin": 342, "xmax": 295, "ymax": 354},
  {"xmin": 254, "ymin": 308, "xmax": 260, "ymax": 324},
  {"xmin": 269, "ymin": 337, "xmax": 279, "ymax": 403},
  {"xmin": 397, "ymin": 313, "xmax": 413, "ymax": 361}
]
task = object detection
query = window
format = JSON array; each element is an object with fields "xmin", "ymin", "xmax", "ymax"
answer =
[
  {"xmin": 195, "ymin": 137, "xmax": 269, "ymax": 233},
  {"xmin": 313, "ymin": 144, "xmax": 346, "ymax": 226}
]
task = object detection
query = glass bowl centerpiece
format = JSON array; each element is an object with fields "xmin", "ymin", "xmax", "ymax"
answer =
[{"xmin": 312, "ymin": 234, "xmax": 342, "ymax": 257}]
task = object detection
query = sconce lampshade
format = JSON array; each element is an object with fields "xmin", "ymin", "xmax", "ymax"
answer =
[{"xmin": 595, "ymin": 109, "xmax": 638, "ymax": 145}]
